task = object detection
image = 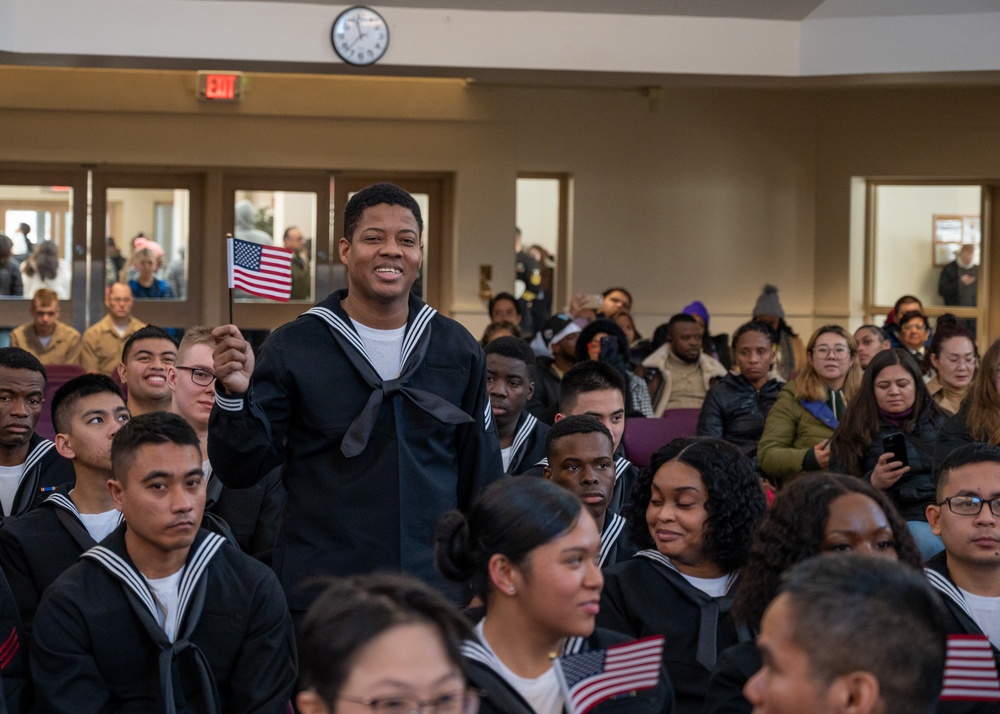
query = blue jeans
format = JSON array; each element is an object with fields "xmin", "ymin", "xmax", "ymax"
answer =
[{"xmin": 907, "ymin": 520, "xmax": 944, "ymax": 562}]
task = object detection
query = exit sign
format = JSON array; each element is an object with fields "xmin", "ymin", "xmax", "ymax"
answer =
[{"xmin": 197, "ymin": 72, "xmax": 243, "ymax": 102}]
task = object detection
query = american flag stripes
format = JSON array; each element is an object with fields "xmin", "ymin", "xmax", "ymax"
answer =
[
  {"xmin": 227, "ymin": 238, "xmax": 293, "ymax": 301},
  {"xmin": 554, "ymin": 635, "xmax": 664, "ymax": 714},
  {"xmin": 941, "ymin": 634, "xmax": 1000, "ymax": 701},
  {"xmin": 0, "ymin": 627, "xmax": 19, "ymax": 669}
]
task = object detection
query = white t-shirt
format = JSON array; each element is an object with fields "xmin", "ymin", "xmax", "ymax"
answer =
[
  {"xmin": 144, "ymin": 567, "xmax": 185, "ymax": 642},
  {"xmin": 678, "ymin": 572, "xmax": 730, "ymax": 598},
  {"xmin": 501, "ymin": 446, "xmax": 513, "ymax": 473},
  {"xmin": 77, "ymin": 508, "xmax": 120, "ymax": 543},
  {"xmin": 0, "ymin": 464, "xmax": 23, "ymax": 515},
  {"xmin": 37, "ymin": 335, "xmax": 52, "ymax": 349},
  {"xmin": 960, "ymin": 588, "xmax": 1000, "ymax": 649},
  {"xmin": 474, "ymin": 621, "xmax": 563, "ymax": 714},
  {"xmin": 202, "ymin": 458, "xmax": 212, "ymax": 485},
  {"xmin": 351, "ymin": 320, "xmax": 405, "ymax": 381}
]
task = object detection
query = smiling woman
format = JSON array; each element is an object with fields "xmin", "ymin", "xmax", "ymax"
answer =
[
  {"xmin": 757, "ymin": 325, "xmax": 861, "ymax": 484},
  {"xmin": 435, "ymin": 477, "xmax": 675, "ymax": 714},
  {"xmin": 598, "ymin": 437, "xmax": 766, "ymax": 714}
]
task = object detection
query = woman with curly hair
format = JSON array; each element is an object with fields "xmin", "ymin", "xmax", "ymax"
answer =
[
  {"xmin": 435, "ymin": 477, "xmax": 675, "ymax": 714},
  {"xmin": 757, "ymin": 325, "xmax": 862, "ymax": 484},
  {"xmin": 704, "ymin": 472, "xmax": 921, "ymax": 714},
  {"xmin": 597, "ymin": 437, "xmax": 767, "ymax": 714},
  {"xmin": 830, "ymin": 348, "xmax": 946, "ymax": 559}
]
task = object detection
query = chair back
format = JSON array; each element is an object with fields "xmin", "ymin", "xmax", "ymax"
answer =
[
  {"xmin": 37, "ymin": 364, "xmax": 87, "ymax": 441},
  {"xmin": 622, "ymin": 409, "xmax": 700, "ymax": 468}
]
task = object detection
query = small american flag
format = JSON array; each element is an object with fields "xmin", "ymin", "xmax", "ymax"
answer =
[
  {"xmin": 227, "ymin": 238, "xmax": 293, "ymax": 302},
  {"xmin": 554, "ymin": 636, "xmax": 664, "ymax": 714},
  {"xmin": 941, "ymin": 634, "xmax": 1000, "ymax": 701}
]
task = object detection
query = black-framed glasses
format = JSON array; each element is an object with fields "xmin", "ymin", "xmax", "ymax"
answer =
[
  {"xmin": 175, "ymin": 366, "xmax": 216, "ymax": 387},
  {"xmin": 938, "ymin": 496, "xmax": 1000, "ymax": 517},
  {"xmin": 337, "ymin": 689, "xmax": 481, "ymax": 714}
]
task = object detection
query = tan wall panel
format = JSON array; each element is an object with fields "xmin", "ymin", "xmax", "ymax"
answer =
[{"xmin": 9, "ymin": 67, "xmax": 1000, "ymax": 342}]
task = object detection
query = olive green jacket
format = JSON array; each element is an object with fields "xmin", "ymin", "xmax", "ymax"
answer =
[{"xmin": 757, "ymin": 381, "xmax": 835, "ymax": 481}]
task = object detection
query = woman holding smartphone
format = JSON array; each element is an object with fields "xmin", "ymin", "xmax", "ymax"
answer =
[
  {"xmin": 830, "ymin": 348, "xmax": 946, "ymax": 559},
  {"xmin": 757, "ymin": 325, "xmax": 861, "ymax": 484}
]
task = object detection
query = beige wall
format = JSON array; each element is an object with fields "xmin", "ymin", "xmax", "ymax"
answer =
[
  {"xmin": 872, "ymin": 185, "xmax": 980, "ymax": 307},
  {"xmin": 0, "ymin": 66, "xmax": 998, "ymax": 343}
]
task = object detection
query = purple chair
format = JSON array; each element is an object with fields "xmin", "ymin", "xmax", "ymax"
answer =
[
  {"xmin": 622, "ymin": 410, "xmax": 701, "ymax": 468},
  {"xmin": 37, "ymin": 364, "xmax": 86, "ymax": 441}
]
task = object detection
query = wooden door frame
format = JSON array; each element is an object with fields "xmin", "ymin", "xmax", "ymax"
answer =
[
  {"xmin": 91, "ymin": 169, "xmax": 205, "ymax": 332},
  {"xmin": 516, "ymin": 172, "xmax": 572, "ymax": 312},
  {"xmin": 863, "ymin": 179, "xmax": 989, "ymax": 346},
  {"xmin": 0, "ymin": 165, "xmax": 88, "ymax": 330}
]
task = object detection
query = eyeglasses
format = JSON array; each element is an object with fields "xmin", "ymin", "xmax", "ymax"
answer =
[
  {"xmin": 109, "ymin": 297, "xmax": 134, "ymax": 305},
  {"xmin": 175, "ymin": 366, "xmax": 216, "ymax": 387},
  {"xmin": 812, "ymin": 346, "xmax": 851, "ymax": 359},
  {"xmin": 901, "ymin": 324, "xmax": 928, "ymax": 333},
  {"xmin": 338, "ymin": 689, "xmax": 481, "ymax": 714},
  {"xmin": 938, "ymin": 496, "xmax": 1000, "ymax": 517}
]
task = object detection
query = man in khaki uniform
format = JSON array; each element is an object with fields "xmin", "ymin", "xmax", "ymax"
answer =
[
  {"xmin": 10, "ymin": 289, "xmax": 81, "ymax": 366},
  {"xmin": 81, "ymin": 283, "xmax": 145, "ymax": 375}
]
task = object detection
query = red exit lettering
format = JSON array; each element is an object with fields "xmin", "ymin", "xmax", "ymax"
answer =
[
  {"xmin": 198, "ymin": 72, "xmax": 242, "ymax": 102},
  {"xmin": 205, "ymin": 74, "xmax": 235, "ymax": 100}
]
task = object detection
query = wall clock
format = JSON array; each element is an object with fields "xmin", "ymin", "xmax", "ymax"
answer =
[{"xmin": 331, "ymin": 6, "xmax": 389, "ymax": 66}]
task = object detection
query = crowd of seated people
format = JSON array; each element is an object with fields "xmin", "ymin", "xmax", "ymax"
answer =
[{"xmin": 0, "ymin": 184, "xmax": 996, "ymax": 714}]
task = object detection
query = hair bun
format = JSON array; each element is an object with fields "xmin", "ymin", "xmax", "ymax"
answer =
[{"xmin": 434, "ymin": 510, "xmax": 478, "ymax": 582}]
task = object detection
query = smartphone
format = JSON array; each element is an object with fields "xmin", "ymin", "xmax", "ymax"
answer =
[
  {"xmin": 881, "ymin": 433, "xmax": 909, "ymax": 468},
  {"xmin": 581, "ymin": 293, "xmax": 604, "ymax": 311},
  {"xmin": 598, "ymin": 335, "xmax": 619, "ymax": 361}
]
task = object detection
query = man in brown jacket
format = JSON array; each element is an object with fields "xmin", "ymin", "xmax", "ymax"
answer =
[
  {"xmin": 80, "ymin": 283, "xmax": 145, "ymax": 375},
  {"xmin": 10, "ymin": 289, "xmax": 81, "ymax": 366}
]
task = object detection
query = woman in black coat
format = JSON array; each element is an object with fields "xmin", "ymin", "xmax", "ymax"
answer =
[
  {"xmin": 830, "ymin": 348, "xmax": 947, "ymax": 560},
  {"xmin": 697, "ymin": 321, "xmax": 784, "ymax": 463}
]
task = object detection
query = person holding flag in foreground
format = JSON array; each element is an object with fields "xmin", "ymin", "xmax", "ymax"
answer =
[
  {"xmin": 210, "ymin": 183, "xmax": 503, "ymax": 616},
  {"xmin": 436, "ymin": 477, "xmax": 675, "ymax": 714}
]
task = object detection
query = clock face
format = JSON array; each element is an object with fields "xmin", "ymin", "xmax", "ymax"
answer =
[{"xmin": 331, "ymin": 6, "xmax": 389, "ymax": 66}]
